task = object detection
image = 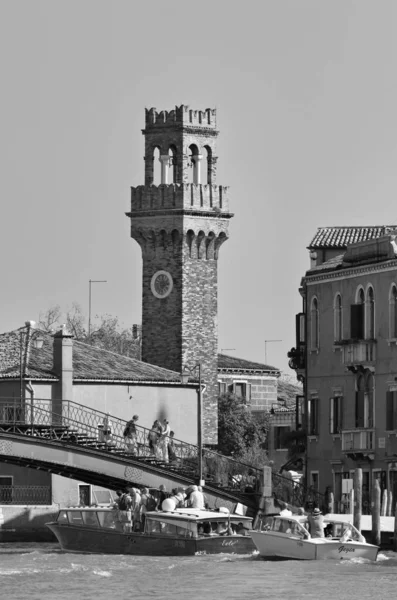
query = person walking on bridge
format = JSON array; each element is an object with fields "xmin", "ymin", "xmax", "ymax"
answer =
[{"xmin": 124, "ymin": 415, "xmax": 139, "ymax": 456}]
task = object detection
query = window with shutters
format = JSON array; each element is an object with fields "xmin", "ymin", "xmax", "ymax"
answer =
[
  {"xmin": 329, "ymin": 396, "xmax": 343, "ymax": 434},
  {"xmin": 389, "ymin": 284, "xmax": 397, "ymax": 339},
  {"xmin": 274, "ymin": 426, "xmax": 291, "ymax": 450},
  {"xmin": 233, "ymin": 381, "xmax": 251, "ymax": 402},
  {"xmin": 218, "ymin": 381, "xmax": 227, "ymax": 395},
  {"xmin": 308, "ymin": 396, "xmax": 319, "ymax": 436},
  {"xmin": 310, "ymin": 297, "xmax": 319, "ymax": 350},
  {"xmin": 351, "ymin": 288, "xmax": 365, "ymax": 339},
  {"xmin": 366, "ymin": 286, "xmax": 375, "ymax": 339},
  {"xmin": 334, "ymin": 293, "xmax": 343, "ymax": 342},
  {"xmin": 355, "ymin": 372, "xmax": 374, "ymax": 428},
  {"xmin": 386, "ymin": 390, "xmax": 397, "ymax": 430}
]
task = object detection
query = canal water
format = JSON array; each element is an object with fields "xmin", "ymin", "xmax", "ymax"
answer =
[{"xmin": 0, "ymin": 543, "xmax": 396, "ymax": 599}]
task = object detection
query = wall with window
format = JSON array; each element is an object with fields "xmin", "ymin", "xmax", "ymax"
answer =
[
  {"xmin": 217, "ymin": 374, "xmax": 278, "ymax": 412},
  {"xmin": 305, "ymin": 260, "xmax": 397, "ymax": 498}
]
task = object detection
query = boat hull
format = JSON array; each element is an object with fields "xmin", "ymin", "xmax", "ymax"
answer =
[
  {"xmin": 250, "ymin": 531, "xmax": 379, "ymax": 561},
  {"xmin": 47, "ymin": 523, "xmax": 255, "ymax": 556}
]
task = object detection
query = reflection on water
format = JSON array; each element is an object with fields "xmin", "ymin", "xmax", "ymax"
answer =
[{"xmin": 0, "ymin": 544, "xmax": 396, "ymax": 600}]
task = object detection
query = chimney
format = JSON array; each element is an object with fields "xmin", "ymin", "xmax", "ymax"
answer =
[{"xmin": 53, "ymin": 325, "xmax": 73, "ymax": 406}]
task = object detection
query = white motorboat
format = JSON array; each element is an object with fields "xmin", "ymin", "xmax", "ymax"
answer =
[{"xmin": 251, "ymin": 514, "xmax": 379, "ymax": 561}]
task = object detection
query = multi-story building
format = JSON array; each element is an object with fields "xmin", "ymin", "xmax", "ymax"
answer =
[{"xmin": 289, "ymin": 226, "xmax": 397, "ymax": 511}]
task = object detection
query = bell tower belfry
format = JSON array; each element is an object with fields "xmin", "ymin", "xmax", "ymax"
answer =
[{"xmin": 126, "ymin": 105, "xmax": 233, "ymax": 444}]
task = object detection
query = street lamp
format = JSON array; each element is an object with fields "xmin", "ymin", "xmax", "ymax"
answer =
[
  {"xmin": 88, "ymin": 279, "xmax": 107, "ymax": 337},
  {"xmin": 181, "ymin": 363, "xmax": 205, "ymax": 487}
]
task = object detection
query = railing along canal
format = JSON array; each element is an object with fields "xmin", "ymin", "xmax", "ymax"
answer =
[{"xmin": 0, "ymin": 486, "xmax": 51, "ymax": 505}]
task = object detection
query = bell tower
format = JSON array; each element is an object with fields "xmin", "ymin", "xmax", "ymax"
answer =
[{"xmin": 126, "ymin": 105, "xmax": 233, "ymax": 444}]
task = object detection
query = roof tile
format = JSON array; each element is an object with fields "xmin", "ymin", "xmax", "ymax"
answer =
[{"xmin": 308, "ymin": 226, "xmax": 395, "ymax": 249}]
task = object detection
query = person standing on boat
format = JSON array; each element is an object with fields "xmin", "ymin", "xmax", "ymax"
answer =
[
  {"xmin": 307, "ymin": 507, "xmax": 325, "ymax": 538},
  {"xmin": 130, "ymin": 487, "xmax": 142, "ymax": 531},
  {"xmin": 189, "ymin": 485, "xmax": 205, "ymax": 509},
  {"xmin": 118, "ymin": 489, "xmax": 133, "ymax": 533},
  {"xmin": 160, "ymin": 419, "xmax": 171, "ymax": 463},
  {"xmin": 123, "ymin": 415, "xmax": 139, "ymax": 456}
]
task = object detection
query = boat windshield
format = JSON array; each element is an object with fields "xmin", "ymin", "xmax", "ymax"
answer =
[
  {"xmin": 146, "ymin": 518, "xmax": 195, "ymax": 538},
  {"xmin": 326, "ymin": 521, "xmax": 365, "ymax": 542},
  {"xmin": 56, "ymin": 510, "xmax": 121, "ymax": 530},
  {"xmin": 260, "ymin": 516, "xmax": 308, "ymax": 538}
]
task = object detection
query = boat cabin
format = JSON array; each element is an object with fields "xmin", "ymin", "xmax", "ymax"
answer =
[
  {"xmin": 257, "ymin": 515, "xmax": 364, "ymax": 542},
  {"xmin": 54, "ymin": 507, "xmax": 253, "ymax": 539}
]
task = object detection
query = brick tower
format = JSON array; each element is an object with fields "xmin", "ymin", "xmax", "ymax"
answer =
[{"xmin": 126, "ymin": 105, "xmax": 233, "ymax": 444}]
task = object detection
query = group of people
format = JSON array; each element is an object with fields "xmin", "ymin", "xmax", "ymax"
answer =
[
  {"xmin": 114, "ymin": 486, "xmax": 158, "ymax": 533},
  {"xmin": 123, "ymin": 414, "xmax": 178, "ymax": 463},
  {"xmin": 167, "ymin": 485, "xmax": 208, "ymax": 510},
  {"xmin": 148, "ymin": 419, "xmax": 177, "ymax": 463},
  {"xmin": 197, "ymin": 521, "xmax": 247, "ymax": 537}
]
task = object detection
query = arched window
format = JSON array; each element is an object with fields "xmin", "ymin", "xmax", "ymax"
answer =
[
  {"xmin": 188, "ymin": 144, "xmax": 201, "ymax": 184},
  {"xmin": 366, "ymin": 286, "xmax": 375, "ymax": 339},
  {"xmin": 334, "ymin": 293, "xmax": 342, "ymax": 342},
  {"xmin": 351, "ymin": 288, "xmax": 365, "ymax": 339},
  {"xmin": 153, "ymin": 147, "xmax": 161, "ymax": 185},
  {"xmin": 310, "ymin": 297, "xmax": 319, "ymax": 350},
  {"xmin": 168, "ymin": 145, "xmax": 177, "ymax": 184},
  {"xmin": 389, "ymin": 284, "xmax": 397, "ymax": 339}
]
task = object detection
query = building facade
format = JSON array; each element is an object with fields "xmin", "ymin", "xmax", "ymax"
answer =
[
  {"xmin": 217, "ymin": 353, "xmax": 280, "ymax": 412},
  {"xmin": 126, "ymin": 105, "xmax": 233, "ymax": 444},
  {"xmin": 289, "ymin": 226, "xmax": 397, "ymax": 512},
  {"xmin": 0, "ymin": 321, "xmax": 198, "ymax": 510}
]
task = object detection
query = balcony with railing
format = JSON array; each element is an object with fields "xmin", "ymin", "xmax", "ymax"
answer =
[
  {"xmin": 341, "ymin": 428, "xmax": 375, "ymax": 459},
  {"xmin": 338, "ymin": 339, "xmax": 376, "ymax": 369}
]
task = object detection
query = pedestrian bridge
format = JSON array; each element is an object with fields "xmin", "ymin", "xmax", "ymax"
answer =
[
  {"xmin": 0, "ymin": 400, "xmax": 263, "ymax": 511},
  {"xmin": 0, "ymin": 400, "xmax": 320, "ymax": 512}
]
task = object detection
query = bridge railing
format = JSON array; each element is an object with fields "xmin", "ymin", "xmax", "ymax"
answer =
[{"xmin": 0, "ymin": 398, "xmax": 323, "ymax": 507}]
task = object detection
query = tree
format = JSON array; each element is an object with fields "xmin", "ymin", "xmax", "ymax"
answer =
[
  {"xmin": 37, "ymin": 304, "xmax": 141, "ymax": 359},
  {"xmin": 217, "ymin": 393, "xmax": 270, "ymax": 465}
]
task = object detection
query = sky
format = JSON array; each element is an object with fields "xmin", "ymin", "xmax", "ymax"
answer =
[{"xmin": 1, "ymin": 0, "xmax": 397, "ymax": 375}]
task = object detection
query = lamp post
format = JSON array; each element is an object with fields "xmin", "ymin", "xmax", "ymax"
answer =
[
  {"xmin": 88, "ymin": 279, "xmax": 107, "ymax": 337},
  {"xmin": 181, "ymin": 363, "xmax": 205, "ymax": 486}
]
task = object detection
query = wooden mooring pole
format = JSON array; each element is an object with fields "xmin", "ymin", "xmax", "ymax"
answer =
[
  {"xmin": 394, "ymin": 503, "xmax": 397, "ymax": 551},
  {"xmin": 372, "ymin": 479, "xmax": 381, "ymax": 547},
  {"xmin": 353, "ymin": 468, "xmax": 362, "ymax": 532}
]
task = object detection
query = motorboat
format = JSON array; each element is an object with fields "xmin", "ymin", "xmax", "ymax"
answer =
[
  {"xmin": 46, "ymin": 506, "xmax": 255, "ymax": 555},
  {"xmin": 250, "ymin": 514, "xmax": 379, "ymax": 561}
]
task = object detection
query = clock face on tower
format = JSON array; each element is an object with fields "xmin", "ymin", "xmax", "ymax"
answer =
[{"xmin": 150, "ymin": 270, "xmax": 173, "ymax": 299}]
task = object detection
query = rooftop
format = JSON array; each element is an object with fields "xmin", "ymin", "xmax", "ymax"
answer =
[
  {"xmin": 308, "ymin": 226, "xmax": 395, "ymax": 249},
  {"xmin": 0, "ymin": 327, "xmax": 182, "ymax": 383},
  {"xmin": 217, "ymin": 353, "xmax": 279, "ymax": 375}
]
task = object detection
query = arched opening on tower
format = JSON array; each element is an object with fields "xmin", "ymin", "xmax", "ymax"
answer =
[
  {"xmin": 168, "ymin": 145, "xmax": 177, "ymax": 184},
  {"xmin": 188, "ymin": 144, "xmax": 201, "ymax": 184},
  {"xmin": 153, "ymin": 147, "xmax": 161, "ymax": 185}
]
